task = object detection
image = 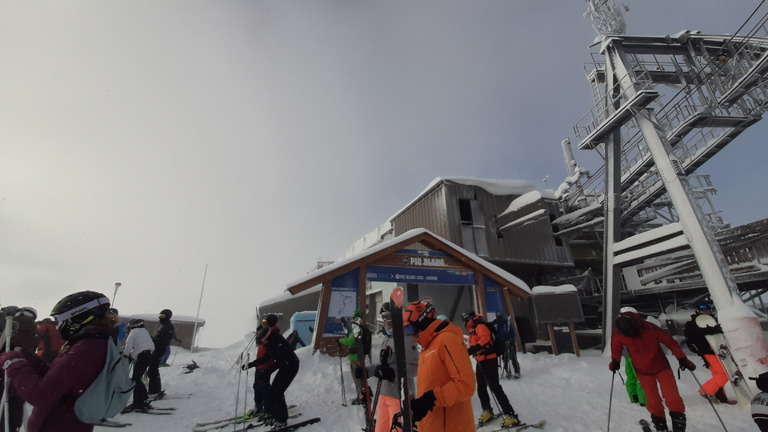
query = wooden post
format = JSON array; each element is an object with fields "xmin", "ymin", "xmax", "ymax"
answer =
[
  {"xmin": 502, "ymin": 287, "xmax": 524, "ymax": 353},
  {"xmin": 476, "ymin": 274, "xmax": 486, "ymax": 316},
  {"xmin": 358, "ymin": 266, "xmax": 368, "ymax": 324},
  {"xmin": 547, "ymin": 323, "xmax": 558, "ymax": 355},
  {"xmin": 314, "ymin": 281, "xmax": 333, "ymax": 354},
  {"xmin": 569, "ymin": 322, "xmax": 581, "ymax": 357}
]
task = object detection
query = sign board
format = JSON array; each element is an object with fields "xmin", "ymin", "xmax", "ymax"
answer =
[
  {"xmin": 323, "ymin": 270, "xmax": 359, "ymax": 336},
  {"xmin": 531, "ymin": 291, "xmax": 585, "ymax": 324},
  {"xmin": 366, "ymin": 265, "xmax": 475, "ymax": 285}
]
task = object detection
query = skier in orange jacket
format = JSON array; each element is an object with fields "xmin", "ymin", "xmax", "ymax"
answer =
[
  {"xmin": 404, "ymin": 299, "xmax": 476, "ymax": 432},
  {"xmin": 464, "ymin": 311, "xmax": 520, "ymax": 427}
]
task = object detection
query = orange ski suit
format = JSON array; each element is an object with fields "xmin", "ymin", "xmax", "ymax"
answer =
[{"xmin": 413, "ymin": 319, "xmax": 477, "ymax": 432}]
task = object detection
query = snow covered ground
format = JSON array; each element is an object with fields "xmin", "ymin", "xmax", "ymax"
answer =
[{"xmin": 106, "ymin": 334, "xmax": 759, "ymax": 432}]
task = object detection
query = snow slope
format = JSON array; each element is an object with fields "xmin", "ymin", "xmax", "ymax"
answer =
[{"xmin": 107, "ymin": 334, "xmax": 758, "ymax": 432}]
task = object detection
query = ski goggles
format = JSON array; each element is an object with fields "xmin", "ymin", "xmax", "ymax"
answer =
[
  {"xmin": 15, "ymin": 307, "xmax": 37, "ymax": 319},
  {"xmin": 404, "ymin": 324, "xmax": 416, "ymax": 335},
  {"xmin": 697, "ymin": 304, "xmax": 712, "ymax": 312}
]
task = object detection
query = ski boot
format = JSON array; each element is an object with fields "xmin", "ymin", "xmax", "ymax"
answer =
[
  {"xmin": 500, "ymin": 414, "xmax": 521, "ymax": 428},
  {"xmin": 245, "ymin": 408, "xmax": 265, "ymax": 421},
  {"xmin": 121, "ymin": 402, "xmax": 149, "ymax": 414},
  {"xmin": 651, "ymin": 414, "xmax": 669, "ymax": 432},
  {"xmin": 670, "ymin": 412, "xmax": 686, "ymax": 432},
  {"xmin": 715, "ymin": 388, "xmax": 737, "ymax": 405},
  {"xmin": 477, "ymin": 410, "xmax": 495, "ymax": 426}
]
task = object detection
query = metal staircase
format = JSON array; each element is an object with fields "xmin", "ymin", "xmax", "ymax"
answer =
[{"xmin": 563, "ymin": 30, "xmax": 768, "ymax": 233}]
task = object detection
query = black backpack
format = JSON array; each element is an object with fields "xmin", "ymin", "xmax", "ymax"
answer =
[
  {"xmin": 484, "ymin": 322, "xmax": 505, "ymax": 356},
  {"xmin": 361, "ymin": 324, "xmax": 372, "ymax": 357},
  {"xmin": 351, "ymin": 319, "xmax": 373, "ymax": 357}
]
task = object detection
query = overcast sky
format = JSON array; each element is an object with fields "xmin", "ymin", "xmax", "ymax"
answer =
[{"xmin": 1, "ymin": 1, "xmax": 766, "ymax": 347}]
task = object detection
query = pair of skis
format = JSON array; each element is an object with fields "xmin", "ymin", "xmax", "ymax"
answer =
[
  {"xmin": 232, "ymin": 417, "xmax": 321, "ymax": 432},
  {"xmin": 479, "ymin": 414, "xmax": 546, "ymax": 431},
  {"xmin": 487, "ymin": 420, "xmax": 547, "ymax": 431},
  {"xmin": 194, "ymin": 406, "xmax": 299, "ymax": 432}
]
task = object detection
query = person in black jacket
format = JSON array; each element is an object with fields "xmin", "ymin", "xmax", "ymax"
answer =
[
  {"xmin": 243, "ymin": 314, "xmax": 299, "ymax": 428},
  {"xmin": 148, "ymin": 308, "xmax": 176, "ymax": 396},
  {"xmin": 683, "ymin": 303, "xmax": 734, "ymax": 404}
]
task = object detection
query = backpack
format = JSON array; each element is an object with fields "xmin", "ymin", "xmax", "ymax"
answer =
[
  {"xmin": 362, "ymin": 325, "xmax": 372, "ymax": 357},
  {"xmin": 484, "ymin": 322, "xmax": 505, "ymax": 356},
  {"xmin": 351, "ymin": 320, "xmax": 373, "ymax": 357},
  {"xmin": 74, "ymin": 336, "xmax": 135, "ymax": 423}
]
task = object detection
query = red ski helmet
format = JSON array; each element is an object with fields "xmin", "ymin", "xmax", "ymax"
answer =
[{"xmin": 403, "ymin": 300, "xmax": 436, "ymax": 333}]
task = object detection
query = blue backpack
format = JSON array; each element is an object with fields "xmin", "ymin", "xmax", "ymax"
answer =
[{"xmin": 74, "ymin": 336, "xmax": 134, "ymax": 423}]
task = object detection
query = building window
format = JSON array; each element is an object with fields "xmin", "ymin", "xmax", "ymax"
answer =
[
  {"xmin": 458, "ymin": 198, "xmax": 489, "ymax": 255},
  {"xmin": 458, "ymin": 199, "xmax": 473, "ymax": 225}
]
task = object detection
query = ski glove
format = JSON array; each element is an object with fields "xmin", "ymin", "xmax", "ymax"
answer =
[
  {"xmin": 374, "ymin": 364, "xmax": 396, "ymax": 382},
  {"xmin": 0, "ymin": 350, "xmax": 26, "ymax": 370},
  {"xmin": 468, "ymin": 345, "xmax": 481, "ymax": 356},
  {"xmin": 609, "ymin": 359, "xmax": 621, "ymax": 372},
  {"xmin": 410, "ymin": 390, "xmax": 436, "ymax": 423},
  {"xmin": 678, "ymin": 357, "xmax": 696, "ymax": 371}
]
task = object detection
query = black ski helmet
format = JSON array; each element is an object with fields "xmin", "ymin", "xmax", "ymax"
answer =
[
  {"xmin": 159, "ymin": 309, "xmax": 173, "ymax": 320},
  {"xmin": 51, "ymin": 291, "xmax": 111, "ymax": 340},
  {"xmin": 264, "ymin": 314, "xmax": 279, "ymax": 328},
  {"xmin": 461, "ymin": 310, "xmax": 476, "ymax": 323},
  {"xmin": 615, "ymin": 314, "xmax": 640, "ymax": 338}
]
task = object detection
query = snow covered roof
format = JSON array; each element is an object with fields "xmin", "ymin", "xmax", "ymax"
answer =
[
  {"xmin": 499, "ymin": 190, "xmax": 546, "ymax": 218},
  {"xmin": 259, "ymin": 284, "xmax": 322, "ymax": 308},
  {"xmin": 285, "ymin": 228, "xmax": 531, "ymax": 297},
  {"xmin": 531, "ymin": 284, "xmax": 578, "ymax": 294},
  {"xmin": 389, "ymin": 176, "xmax": 539, "ymax": 222},
  {"xmin": 129, "ymin": 314, "xmax": 206, "ymax": 325}
]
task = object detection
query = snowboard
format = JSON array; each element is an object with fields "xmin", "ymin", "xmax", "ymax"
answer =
[
  {"xmin": 389, "ymin": 287, "xmax": 413, "ymax": 432},
  {"xmin": 695, "ymin": 314, "xmax": 753, "ymax": 404}
]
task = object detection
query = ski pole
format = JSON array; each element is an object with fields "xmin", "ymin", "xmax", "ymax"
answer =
[
  {"xmin": 687, "ymin": 369, "xmax": 729, "ymax": 432},
  {"xmin": 607, "ymin": 370, "xmax": 615, "ymax": 432},
  {"xmin": 233, "ymin": 352, "xmax": 244, "ymax": 429},
  {"xmin": 170, "ymin": 339, "xmax": 180, "ymax": 366},
  {"xmin": 338, "ymin": 343, "xmax": 347, "ymax": 406},
  {"xmin": 370, "ymin": 378, "xmax": 383, "ymax": 430},
  {"xmin": 3, "ymin": 314, "xmax": 13, "ymax": 432},
  {"xmin": 617, "ymin": 371, "xmax": 626, "ymax": 386},
  {"xmin": 243, "ymin": 353, "xmax": 250, "ymax": 418},
  {"xmin": 476, "ymin": 361, "xmax": 503, "ymax": 416}
]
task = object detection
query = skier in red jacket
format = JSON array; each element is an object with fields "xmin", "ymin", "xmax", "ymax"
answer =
[{"xmin": 610, "ymin": 309, "xmax": 696, "ymax": 432}]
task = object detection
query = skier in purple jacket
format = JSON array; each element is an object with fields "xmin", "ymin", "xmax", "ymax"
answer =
[{"xmin": 0, "ymin": 291, "xmax": 113, "ymax": 432}]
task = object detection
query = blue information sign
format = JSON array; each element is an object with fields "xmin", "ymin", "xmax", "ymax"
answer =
[{"xmin": 366, "ymin": 265, "xmax": 475, "ymax": 285}]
